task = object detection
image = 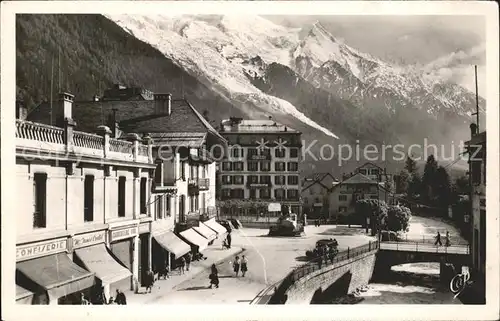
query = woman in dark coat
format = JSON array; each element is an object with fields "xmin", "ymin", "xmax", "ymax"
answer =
[
  {"xmin": 240, "ymin": 255, "xmax": 248, "ymax": 277},
  {"xmin": 233, "ymin": 256, "xmax": 241, "ymax": 277},
  {"xmin": 209, "ymin": 264, "xmax": 219, "ymax": 288}
]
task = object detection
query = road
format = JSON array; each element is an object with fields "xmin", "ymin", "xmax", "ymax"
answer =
[{"xmin": 146, "ymin": 224, "xmax": 375, "ymax": 304}]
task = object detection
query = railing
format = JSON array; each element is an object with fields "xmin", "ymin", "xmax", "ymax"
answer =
[
  {"xmin": 16, "ymin": 119, "xmax": 152, "ymax": 163},
  {"xmin": 198, "ymin": 178, "xmax": 210, "ymax": 190},
  {"xmin": 109, "ymin": 138, "xmax": 133, "ymax": 153},
  {"xmin": 379, "ymin": 241, "xmax": 470, "ymax": 255},
  {"xmin": 16, "ymin": 120, "xmax": 64, "ymax": 144},
  {"xmin": 270, "ymin": 241, "xmax": 379, "ymax": 303},
  {"xmin": 73, "ymin": 131, "xmax": 104, "ymax": 149}
]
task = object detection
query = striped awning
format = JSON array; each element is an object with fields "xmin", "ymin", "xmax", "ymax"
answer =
[
  {"xmin": 203, "ymin": 218, "xmax": 228, "ymax": 237},
  {"xmin": 154, "ymin": 231, "xmax": 191, "ymax": 259},
  {"xmin": 179, "ymin": 228, "xmax": 209, "ymax": 252},
  {"xmin": 193, "ymin": 222, "xmax": 217, "ymax": 242}
]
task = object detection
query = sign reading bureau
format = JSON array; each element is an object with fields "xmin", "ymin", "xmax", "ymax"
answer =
[
  {"xmin": 110, "ymin": 226, "xmax": 138, "ymax": 242},
  {"xmin": 16, "ymin": 237, "xmax": 68, "ymax": 261},
  {"xmin": 73, "ymin": 231, "xmax": 106, "ymax": 249}
]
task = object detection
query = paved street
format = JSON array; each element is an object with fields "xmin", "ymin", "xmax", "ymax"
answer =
[{"xmin": 126, "ymin": 224, "xmax": 375, "ymax": 304}]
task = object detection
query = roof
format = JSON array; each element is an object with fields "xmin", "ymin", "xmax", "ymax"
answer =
[
  {"xmin": 465, "ymin": 131, "xmax": 486, "ymax": 145},
  {"xmin": 220, "ymin": 119, "xmax": 299, "ymax": 133},
  {"xmin": 149, "ymin": 132, "xmax": 207, "ymax": 147},
  {"xmin": 302, "ymin": 180, "xmax": 330, "ymax": 192},
  {"xmin": 355, "ymin": 162, "xmax": 383, "ymax": 171},
  {"xmin": 28, "ymin": 97, "xmax": 227, "ymax": 146},
  {"xmin": 303, "ymin": 172, "xmax": 338, "ymax": 182},
  {"xmin": 339, "ymin": 173, "xmax": 378, "ymax": 185}
]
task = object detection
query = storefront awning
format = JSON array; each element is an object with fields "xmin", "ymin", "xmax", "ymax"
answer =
[
  {"xmin": 203, "ymin": 218, "xmax": 228, "ymax": 237},
  {"xmin": 16, "ymin": 253, "xmax": 95, "ymax": 300},
  {"xmin": 16, "ymin": 285, "xmax": 34, "ymax": 304},
  {"xmin": 74, "ymin": 244, "xmax": 132, "ymax": 285},
  {"xmin": 179, "ymin": 228, "xmax": 209, "ymax": 252},
  {"xmin": 154, "ymin": 231, "xmax": 191, "ymax": 259},
  {"xmin": 193, "ymin": 222, "xmax": 217, "ymax": 242}
]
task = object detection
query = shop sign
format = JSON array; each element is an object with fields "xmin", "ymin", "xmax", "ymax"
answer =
[
  {"xmin": 72, "ymin": 231, "xmax": 106, "ymax": 249},
  {"xmin": 16, "ymin": 237, "xmax": 68, "ymax": 262},
  {"xmin": 268, "ymin": 203, "xmax": 281, "ymax": 212},
  {"xmin": 110, "ymin": 226, "xmax": 138, "ymax": 243}
]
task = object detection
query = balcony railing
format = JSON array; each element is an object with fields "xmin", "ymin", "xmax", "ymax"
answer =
[
  {"xmin": 198, "ymin": 178, "xmax": 210, "ymax": 191},
  {"xmin": 16, "ymin": 120, "xmax": 152, "ymax": 163}
]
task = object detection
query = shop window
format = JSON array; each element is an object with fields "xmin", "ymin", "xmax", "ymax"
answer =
[
  {"xmin": 84, "ymin": 175, "xmax": 94, "ymax": 222},
  {"xmin": 118, "ymin": 176, "xmax": 126, "ymax": 217},
  {"xmin": 33, "ymin": 172, "xmax": 47, "ymax": 228},
  {"xmin": 140, "ymin": 177, "xmax": 147, "ymax": 214}
]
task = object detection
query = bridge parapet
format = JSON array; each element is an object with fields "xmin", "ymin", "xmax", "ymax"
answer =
[{"xmin": 380, "ymin": 241, "xmax": 470, "ymax": 255}]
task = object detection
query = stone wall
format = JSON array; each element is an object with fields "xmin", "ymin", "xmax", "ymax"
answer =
[{"xmin": 285, "ymin": 250, "xmax": 377, "ymax": 304}]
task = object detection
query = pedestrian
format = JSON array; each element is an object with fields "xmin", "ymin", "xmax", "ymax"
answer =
[
  {"xmin": 115, "ymin": 289, "xmax": 127, "ymax": 305},
  {"xmin": 94, "ymin": 287, "xmax": 106, "ymax": 305},
  {"xmin": 328, "ymin": 246, "xmax": 335, "ymax": 264},
  {"xmin": 233, "ymin": 255, "xmax": 241, "ymax": 277},
  {"xmin": 186, "ymin": 252, "xmax": 192, "ymax": 271},
  {"xmin": 241, "ymin": 255, "xmax": 248, "ymax": 277},
  {"xmin": 435, "ymin": 231, "xmax": 442, "ymax": 246},
  {"xmin": 209, "ymin": 264, "xmax": 219, "ymax": 289},
  {"xmin": 179, "ymin": 256, "xmax": 186, "ymax": 275},
  {"xmin": 445, "ymin": 231, "xmax": 451, "ymax": 247},
  {"xmin": 80, "ymin": 293, "xmax": 91, "ymax": 305},
  {"xmin": 145, "ymin": 269, "xmax": 155, "ymax": 293},
  {"xmin": 160, "ymin": 261, "xmax": 170, "ymax": 279}
]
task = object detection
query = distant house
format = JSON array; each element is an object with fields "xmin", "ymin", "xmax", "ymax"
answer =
[{"xmin": 302, "ymin": 173, "xmax": 338, "ymax": 219}]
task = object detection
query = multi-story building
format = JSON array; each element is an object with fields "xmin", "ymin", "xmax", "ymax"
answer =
[
  {"xmin": 23, "ymin": 88, "xmax": 228, "ymax": 304},
  {"xmin": 464, "ymin": 123, "xmax": 486, "ymax": 304},
  {"xmin": 302, "ymin": 173, "xmax": 338, "ymax": 220},
  {"xmin": 217, "ymin": 118, "xmax": 302, "ymax": 222},
  {"xmin": 15, "ymin": 94, "xmax": 156, "ymax": 304}
]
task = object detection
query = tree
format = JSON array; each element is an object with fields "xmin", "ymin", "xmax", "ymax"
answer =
[
  {"xmin": 408, "ymin": 173, "xmax": 422, "ymax": 202},
  {"xmin": 434, "ymin": 166, "xmax": 452, "ymax": 209},
  {"xmin": 396, "ymin": 169, "xmax": 410, "ymax": 194},
  {"xmin": 355, "ymin": 199, "xmax": 388, "ymax": 236},
  {"xmin": 421, "ymin": 155, "xmax": 439, "ymax": 204},
  {"xmin": 386, "ymin": 205, "xmax": 412, "ymax": 233},
  {"xmin": 404, "ymin": 154, "xmax": 418, "ymax": 174}
]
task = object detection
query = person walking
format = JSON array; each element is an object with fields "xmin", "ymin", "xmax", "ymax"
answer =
[
  {"xmin": 145, "ymin": 269, "xmax": 155, "ymax": 293},
  {"xmin": 115, "ymin": 289, "xmax": 127, "ymax": 305},
  {"xmin": 434, "ymin": 231, "xmax": 442, "ymax": 246},
  {"xmin": 328, "ymin": 246, "xmax": 335, "ymax": 264},
  {"xmin": 233, "ymin": 256, "xmax": 241, "ymax": 277},
  {"xmin": 179, "ymin": 256, "xmax": 186, "ymax": 275},
  {"xmin": 186, "ymin": 252, "xmax": 192, "ymax": 272},
  {"xmin": 80, "ymin": 293, "xmax": 91, "ymax": 305},
  {"xmin": 209, "ymin": 264, "xmax": 219, "ymax": 289},
  {"xmin": 445, "ymin": 231, "xmax": 451, "ymax": 247},
  {"xmin": 227, "ymin": 233, "xmax": 232, "ymax": 249},
  {"xmin": 241, "ymin": 255, "xmax": 248, "ymax": 277}
]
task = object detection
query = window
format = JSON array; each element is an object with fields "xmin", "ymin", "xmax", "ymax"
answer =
[
  {"xmin": 339, "ymin": 195, "xmax": 347, "ymax": 201},
  {"xmin": 156, "ymin": 195, "xmax": 163, "ymax": 219},
  {"xmin": 202, "ymin": 165, "xmax": 207, "ymax": 178},
  {"xmin": 370, "ymin": 168, "xmax": 379, "ymax": 176},
  {"xmin": 233, "ymin": 162, "xmax": 244, "ymax": 171},
  {"xmin": 260, "ymin": 175, "xmax": 271, "ymax": 185},
  {"xmin": 222, "ymin": 175, "xmax": 232, "ymax": 184},
  {"xmin": 195, "ymin": 195, "xmax": 199, "ymax": 211},
  {"xmin": 275, "ymin": 189, "xmax": 285, "ymax": 200},
  {"xmin": 261, "ymin": 148, "xmax": 271, "ymax": 158},
  {"xmin": 190, "ymin": 165, "xmax": 198, "ymax": 179},
  {"xmin": 230, "ymin": 189, "xmax": 244, "ymax": 199},
  {"xmin": 260, "ymin": 188, "xmax": 271, "ymax": 199},
  {"xmin": 233, "ymin": 175, "xmax": 244, "ymax": 185},
  {"xmin": 275, "ymin": 148, "xmax": 286, "ymax": 158},
  {"xmin": 287, "ymin": 162, "xmax": 298, "ymax": 171},
  {"xmin": 248, "ymin": 148, "xmax": 258, "ymax": 158},
  {"xmin": 275, "ymin": 175, "xmax": 286, "ymax": 185},
  {"xmin": 261, "ymin": 161, "xmax": 271, "ymax": 172},
  {"xmin": 249, "ymin": 189, "xmax": 257, "ymax": 199},
  {"xmin": 247, "ymin": 175, "xmax": 259, "ymax": 184},
  {"xmin": 248, "ymin": 161, "xmax": 258, "ymax": 172},
  {"xmin": 140, "ymin": 177, "xmax": 147, "ymax": 214},
  {"xmin": 179, "ymin": 195, "xmax": 185, "ymax": 219},
  {"xmin": 118, "ymin": 176, "xmax": 126, "ymax": 217},
  {"xmin": 304, "ymin": 198, "xmax": 309, "ymax": 204},
  {"xmin": 222, "ymin": 161, "xmax": 232, "ymax": 171},
  {"xmin": 33, "ymin": 173, "xmax": 47, "ymax": 228},
  {"xmin": 189, "ymin": 196, "xmax": 194, "ymax": 212},
  {"xmin": 287, "ymin": 175, "xmax": 299, "ymax": 185},
  {"xmin": 166, "ymin": 195, "xmax": 171, "ymax": 217},
  {"xmin": 181, "ymin": 161, "xmax": 186, "ymax": 180},
  {"xmin": 290, "ymin": 148, "xmax": 299, "ymax": 158},
  {"xmin": 221, "ymin": 189, "xmax": 231, "ymax": 199},
  {"xmin": 275, "ymin": 162, "xmax": 286, "ymax": 171},
  {"xmin": 359, "ymin": 169, "xmax": 367, "ymax": 175},
  {"xmin": 287, "ymin": 189, "xmax": 299, "ymax": 200},
  {"xmin": 84, "ymin": 175, "xmax": 94, "ymax": 222},
  {"xmin": 231, "ymin": 146, "xmax": 243, "ymax": 158}
]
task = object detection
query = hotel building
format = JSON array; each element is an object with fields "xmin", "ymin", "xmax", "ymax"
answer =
[{"xmin": 217, "ymin": 118, "xmax": 302, "ymax": 222}]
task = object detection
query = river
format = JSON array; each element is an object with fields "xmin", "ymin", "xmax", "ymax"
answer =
[{"xmin": 331, "ymin": 215, "xmax": 466, "ymax": 304}]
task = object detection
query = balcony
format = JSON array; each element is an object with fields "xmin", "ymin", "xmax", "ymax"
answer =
[
  {"xmin": 16, "ymin": 120, "xmax": 152, "ymax": 164},
  {"xmin": 198, "ymin": 178, "xmax": 210, "ymax": 191},
  {"xmin": 188, "ymin": 178, "xmax": 199, "ymax": 195}
]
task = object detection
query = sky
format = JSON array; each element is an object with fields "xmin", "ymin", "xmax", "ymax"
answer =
[{"xmin": 265, "ymin": 15, "xmax": 486, "ymax": 97}]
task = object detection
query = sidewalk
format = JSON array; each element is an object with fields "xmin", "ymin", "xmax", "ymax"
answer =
[{"xmin": 125, "ymin": 246, "xmax": 243, "ymax": 305}]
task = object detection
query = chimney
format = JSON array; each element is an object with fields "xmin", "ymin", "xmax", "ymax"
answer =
[
  {"xmin": 154, "ymin": 93, "xmax": 172, "ymax": 115},
  {"xmin": 16, "ymin": 100, "xmax": 28, "ymax": 120},
  {"xmin": 56, "ymin": 92, "xmax": 74, "ymax": 126},
  {"xmin": 470, "ymin": 123, "xmax": 478, "ymax": 137}
]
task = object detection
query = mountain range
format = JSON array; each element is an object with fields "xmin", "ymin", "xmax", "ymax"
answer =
[{"xmin": 16, "ymin": 14, "xmax": 484, "ymax": 177}]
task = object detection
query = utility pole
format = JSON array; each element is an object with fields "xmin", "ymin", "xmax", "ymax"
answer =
[
  {"xmin": 50, "ymin": 55, "xmax": 54, "ymax": 125},
  {"xmin": 472, "ymin": 65, "xmax": 480, "ymax": 132}
]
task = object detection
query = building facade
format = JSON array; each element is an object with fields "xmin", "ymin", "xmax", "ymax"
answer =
[
  {"xmin": 464, "ymin": 123, "xmax": 486, "ymax": 303},
  {"xmin": 16, "ymin": 93, "xmax": 156, "ymax": 305},
  {"xmin": 302, "ymin": 173, "xmax": 338, "ymax": 220},
  {"xmin": 217, "ymin": 118, "xmax": 302, "ymax": 222}
]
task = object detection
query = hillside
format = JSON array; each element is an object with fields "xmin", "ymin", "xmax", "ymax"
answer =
[{"xmin": 16, "ymin": 14, "xmax": 242, "ymax": 124}]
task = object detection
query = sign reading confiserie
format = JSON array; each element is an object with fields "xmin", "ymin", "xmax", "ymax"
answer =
[
  {"xmin": 16, "ymin": 238, "xmax": 68, "ymax": 262},
  {"xmin": 73, "ymin": 231, "xmax": 106, "ymax": 249},
  {"xmin": 110, "ymin": 226, "xmax": 138, "ymax": 243}
]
